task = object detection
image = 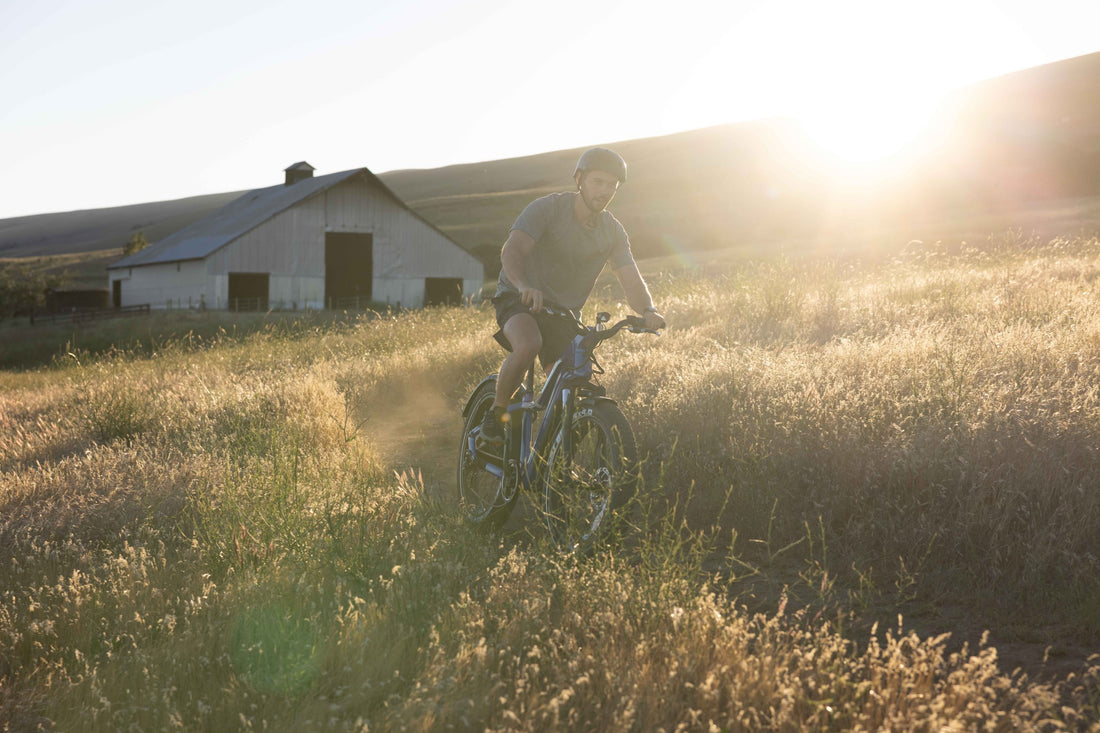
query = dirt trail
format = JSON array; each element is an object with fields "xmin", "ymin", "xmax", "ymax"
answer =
[
  {"xmin": 359, "ymin": 384, "xmax": 460, "ymax": 501},
  {"xmin": 358, "ymin": 381, "xmax": 546, "ymax": 534}
]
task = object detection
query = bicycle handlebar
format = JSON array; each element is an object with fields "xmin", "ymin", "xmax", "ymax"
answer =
[
  {"xmin": 536, "ymin": 304, "xmax": 579, "ymax": 321},
  {"xmin": 583, "ymin": 315, "xmax": 658, "ymax": 347},
  {"xmin": 536, "ymin": 304, "xmax": 659, "ymax": 349}
]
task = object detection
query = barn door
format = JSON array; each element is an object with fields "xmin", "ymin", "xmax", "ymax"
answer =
[
  {"xmin": 424, "ymin": 277, "xmax": 463, "ymax": 306},
  {"xmin": 228, "ymin": 273, "xmax": 269, "ymax": 311},
  {"xmin": 325, "ymin": 233, "xmax": 373, "ymax": 309}
]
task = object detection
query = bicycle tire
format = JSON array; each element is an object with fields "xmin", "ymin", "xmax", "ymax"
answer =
[
  {"xmin": 457, "ymin": 377, "xmax": 518, "ymax": 530},
  {"xmin": 542, "ymin": 400, "xmax": 638, "ymax": 552}
]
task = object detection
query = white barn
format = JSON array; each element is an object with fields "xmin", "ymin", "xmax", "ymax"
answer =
[{"xmin": 107, "ymin": 162, "xmax": 485, "ymax": 311}]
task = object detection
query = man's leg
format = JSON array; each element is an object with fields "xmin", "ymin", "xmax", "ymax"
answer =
[
  {"xmin": 495, "ymin": 312, "xmax": 541, "ymax": 408},
  {"xmin": 479, "ymin": 313, "xmax": 541, "ymax": 447}
]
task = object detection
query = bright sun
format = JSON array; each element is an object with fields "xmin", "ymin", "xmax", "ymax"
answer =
[
  {"xmin": 667, "ymin": 0, "xmax": 983, "ymax": 173},
  {"xmin": 792, "ymin": 94, "xmax": 942, "ymax": 167}
]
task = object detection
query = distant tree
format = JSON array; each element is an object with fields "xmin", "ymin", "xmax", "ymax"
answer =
[
  {"xmin": 0, "ymin": 261, "xmax": 69, "ymax": 321},
  {"xmin": 124, "ymin": 231, "xmax": 150, "ymax": 256}
]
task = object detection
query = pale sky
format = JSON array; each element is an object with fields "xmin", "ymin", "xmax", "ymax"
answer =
[{"xmin": 1, "ymin": 0, "xmax": 1097, "ymax": 220}]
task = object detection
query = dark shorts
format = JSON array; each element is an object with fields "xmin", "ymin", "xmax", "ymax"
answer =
[{"xmin": 492, "ymin": 291, "xmax": 579, "ymax": 368}]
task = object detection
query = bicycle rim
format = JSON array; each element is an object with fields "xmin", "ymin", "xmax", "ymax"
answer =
[
  {"xmin": 543, "ymin": 403, "xmax": 636, "ymax": 552},
  {"xmin": 457, "ymin": 382, "xmax": 515, "ymax": 527}
]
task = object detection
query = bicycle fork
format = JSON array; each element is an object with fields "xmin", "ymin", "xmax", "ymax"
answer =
[{"xmin": 559, "ymin": 385, "xmax": 574, "ymax": 468}]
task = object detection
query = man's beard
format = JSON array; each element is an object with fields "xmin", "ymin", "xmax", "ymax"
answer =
[{"xmin": 581, "ymin": 189, "xmax": 610, "ymax": 213}]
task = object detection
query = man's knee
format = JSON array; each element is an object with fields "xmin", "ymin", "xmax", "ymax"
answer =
[
  {"xmin": 512, "ymin": 334, "xmax": 542, "ymax": 363},
  {"xmin": 503, "ymin": 314, "xmax": 541, "ymax": 361}
]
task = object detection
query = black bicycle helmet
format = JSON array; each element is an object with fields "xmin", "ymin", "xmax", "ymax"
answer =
[{"xmin": 573, "ymin": 147, "xmax": 627, "ymax": 183}]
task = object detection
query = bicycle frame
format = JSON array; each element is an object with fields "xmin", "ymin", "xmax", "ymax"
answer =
[
  {"xmin": 472, "ymin": 344, "xmax": 587, "ymax": 491},
  {"xmin": 467, "ymin": 309, "xmax": 633, "ymax": 498}
]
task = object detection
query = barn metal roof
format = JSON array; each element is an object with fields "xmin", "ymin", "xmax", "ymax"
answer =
[{"xmin": 108, "ymin": 167, "xmax": 433, "ymax": 269}]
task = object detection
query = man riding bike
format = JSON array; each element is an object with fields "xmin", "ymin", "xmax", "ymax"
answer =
[{"xmin": 479, "ymin": 146, "xmax": 666, "ymax": 449}]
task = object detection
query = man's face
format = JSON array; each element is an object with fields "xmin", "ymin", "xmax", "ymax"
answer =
[{"xmin": 577, "ymin": 170, "xmax": 620, "ymax": 213}]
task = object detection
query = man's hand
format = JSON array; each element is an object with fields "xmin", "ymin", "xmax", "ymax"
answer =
[
  {"xmin": 520, "ymin": 286, "xmax": 545, "ymax": 313},
  {"xmin": 643, "ymin": 308, "xmax": 665, "ymax": 330}
]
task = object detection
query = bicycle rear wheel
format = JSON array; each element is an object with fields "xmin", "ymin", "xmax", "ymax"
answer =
[
  {"xmin": 542, "ymin": 400, "xmax": 637, "ymax": 552},
  {"xmin": 457, "ymin": 377, "xmax": 517, "ymax": 530}
]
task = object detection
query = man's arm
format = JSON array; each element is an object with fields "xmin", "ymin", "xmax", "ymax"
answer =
[
  {"xmin": 614, "ymin": 262, "xmax": 665, "ymax": 329},
  {"xmin": 500, "ymin": 229, "xmax": 544, "ymax": 312}
]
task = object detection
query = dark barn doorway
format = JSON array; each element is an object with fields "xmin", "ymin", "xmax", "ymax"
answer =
[
  {"xmin": 228, "ymin": 272, "xmax": 269, "ymax": 311},
  {"xmin": 325, "ymin": 232, "xmax": 373, "ymax": 308},
  {"xmin": 112, "ymin": 280, "xmax": 122, "ymax": 308},
  {"xmin": 424, "ymin": 277, "xmax": 463, "ymax": 306}
]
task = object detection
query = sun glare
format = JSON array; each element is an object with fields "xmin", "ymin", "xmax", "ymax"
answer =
[
  {"xmin": 795, "ymin": 102, "xmax": 938, "ymax": 166},
  {"xmin": 666, "ymin": 0, "xmax": 985, "ymax": 177}
]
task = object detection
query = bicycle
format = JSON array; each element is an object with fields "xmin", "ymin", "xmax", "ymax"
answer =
[{"xmin": 458, "ymin": 306, "xmax": 659, "ymax": 552}]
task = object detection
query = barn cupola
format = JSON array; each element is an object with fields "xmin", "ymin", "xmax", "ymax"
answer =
[{"xmin": 284, "ymin": 161, "xmax": 316, "ymax": 185}]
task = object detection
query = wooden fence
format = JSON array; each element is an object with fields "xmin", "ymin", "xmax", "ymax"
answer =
[{"xmin": 32, "ymin": 304, "xmax": 151, "ymax": 326}]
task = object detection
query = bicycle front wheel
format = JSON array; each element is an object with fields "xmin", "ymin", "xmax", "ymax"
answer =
[
  {"xmin": 542, "ymin": 400, "xmax": 638, "ymax": 552},
  {"xmin": 457, "ymin": 377, "xmax": 517, "ymax": 530}
]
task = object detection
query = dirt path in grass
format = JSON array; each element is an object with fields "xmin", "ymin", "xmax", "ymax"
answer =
[
  {"xmin": 358, "ymin": 383, "xmax": 460, "ymax": 501},
  {"xmin": 358, "ymin": 380, "xmax": 548, "ymax": 535}
]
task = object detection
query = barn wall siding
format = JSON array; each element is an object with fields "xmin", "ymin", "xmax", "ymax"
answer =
[
  {"xmin": 211, "ymin": 196, "xmax": 327, "ymax": 276},
  {"xmin": 111, "ymin": 261, "xmax": 208, "ymax": 309}
]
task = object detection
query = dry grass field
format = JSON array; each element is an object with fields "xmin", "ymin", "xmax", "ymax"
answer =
[{"xmin": 2, "ymin": 231, "xmax": 1100, "ymax": 730}]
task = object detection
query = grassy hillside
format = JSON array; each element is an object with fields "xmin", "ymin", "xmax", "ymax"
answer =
[
  {"xmin": 0, "ymin": 191, "xmax": 246, "ymax": 292},
  {"xmin": 4, "ymin": 52, "xmax": 1100, "ymax": 291},
  {"xmin": 2, "ymin": 233, "xmax": 1099, "ymax": 729},
  {"xmin": 0, "ymin": 191, "xmax": 245, "ymax": 261}
]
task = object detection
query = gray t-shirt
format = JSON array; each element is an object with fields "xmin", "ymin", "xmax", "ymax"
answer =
[{"xmin": 496, "ymin": 192, "xmax": 635, "ymax": 310}]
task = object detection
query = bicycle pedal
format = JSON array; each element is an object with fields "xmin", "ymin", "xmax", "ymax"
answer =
[{"xmin": 474, "ymin": 433, "xmax": 504, "ymax": 458}]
